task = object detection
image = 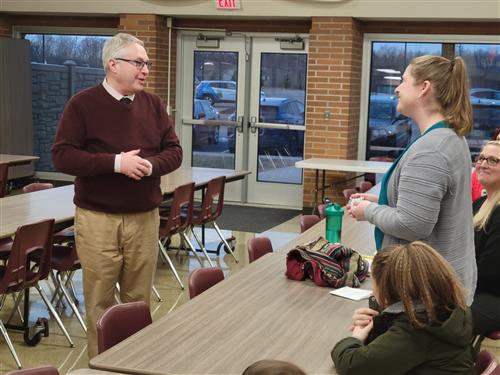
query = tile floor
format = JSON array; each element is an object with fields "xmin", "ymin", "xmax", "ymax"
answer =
[{"xmin": 1, "ymin": 216, "xmax": 499, "ymax": 373}]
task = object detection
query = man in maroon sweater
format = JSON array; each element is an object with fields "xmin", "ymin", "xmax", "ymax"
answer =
[{"xmin": 52, "ymin": 33, "xmax": 182, "ymax": 358}]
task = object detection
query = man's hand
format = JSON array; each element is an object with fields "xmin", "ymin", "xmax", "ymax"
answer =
[{"xmin": 120, "ymin": 149, "xmax": 151, "ymax": 180}]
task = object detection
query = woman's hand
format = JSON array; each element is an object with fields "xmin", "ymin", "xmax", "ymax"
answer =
[
  {"xmin": 351, "ymin": 320, "xmax": 373, "ymax": 343},
  {"xmin": 348, "ymin": 199, "xmax": 372, "ymax": 221},
  {"xmin": 350, "ymin": 307, "xmax": 379, "ymax": 330},
  {"xmin": 350, "ymin": 193, "xmax": 378, "ymax": 203}
]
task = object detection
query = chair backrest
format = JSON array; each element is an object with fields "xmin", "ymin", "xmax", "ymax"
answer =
[
  {"xmin": 96, "ymin": 301, "xmax": 152, "ymax": 354},
  {"xmin": 0, "ymin": 219, "xmax": 54, "ymax": 294},
  {"xmin": 475, "ymin": 350, "xmax": 500, "ymax": 375},
  {"xmin": 5, "ymin": 366, "xmax": 59, "ymax": 375},
  {"xmin": 159, "ymin": 182, "xmax": 195, "ymax": 238},
  {"xmin": 359, "ymin": 181, "xmax": 373, "ymax": 193},
  {"xmin": 192, "ymin": 176, "xmax": 226, "ymax": 225},
  {"xmin": 188, "ymin": 267, "xmax": 224, "ymax": 299},
  {"xmin": 247, "ymin": 237, "xmax": 273, "ymax": 263},
  {"xmin": 0, "ymin": 163, "xmax": 9, "ymax": 198},
  {"xmin": 487, "ymin": 331, "xmax": 500, "ymax": 340},
  {"xmin": 317, "ymin": 204, "xmax": 327, "ymax": 219},
  {"xmin": 300, "ymin": 215, "xmax": 321, "ymax": 233},
  {"xmin": 342, "ymin": 188, "xmax": 358, "ymax": 201},
  {"xmin": 23, "ymin": 182, "xmax": 54, "ymax": 193}
]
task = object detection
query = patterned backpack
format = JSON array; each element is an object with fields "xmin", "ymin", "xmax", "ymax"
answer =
[{"xmin": 285, "ymin": 237, "xmax": 369, "ymax": 288}]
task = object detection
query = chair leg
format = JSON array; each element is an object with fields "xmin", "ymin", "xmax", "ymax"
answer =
[
  {"xmin": 6, "ymin": 292, "xmax": 24, "ymax": 325},
  {"xmin": 158, "ymin": 240, "xmax": 185, "ymax": 290},
  {"xmin": 213, "ymin": 222, "xmax": 239, "ymax": 263},
  {"xmin": 35, "ymin": 284, "xmax": 75, "ymax": 347},
  {"xmin": 56, "ymin": 272, "xmax": 87, "ymax": 332},
  {"xmin": 180, "ymin": 232, "xmax": 204, "ymax": 266},
  {"xmin": 190, "ymin": 227, "xmax": 215, "ymax": 267},
  {"xmin": 0, "ymin": 319, "xmax": 22, "ymax": 369},
  {"xmin": 151, "ymin": 285, "xmax": 163, "ymax": 302}
]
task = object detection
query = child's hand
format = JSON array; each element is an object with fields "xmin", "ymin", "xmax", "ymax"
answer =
[
  {"xmin": 351, "ymin": 320, "xmax": 373, "ymax": 343},
  {"xmin": 351, "ymin": 307, "xmax": 379, "ymax": 329}
]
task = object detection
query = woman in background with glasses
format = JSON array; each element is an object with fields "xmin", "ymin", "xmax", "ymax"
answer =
[
  {"xmin": 471, "ymin": 140, "xmax": 500, "ymax": 335},
  {"xmin": 472, "ymin": 128, "xmax": 500, "ymax": 201}
]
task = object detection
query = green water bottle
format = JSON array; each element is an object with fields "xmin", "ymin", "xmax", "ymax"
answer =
[{"xmin": 325, "ymin": 202, "xmax": 344, "ymax": 243}]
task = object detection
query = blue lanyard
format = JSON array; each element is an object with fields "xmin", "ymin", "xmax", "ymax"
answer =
[{"xmin": 374, "ymin": 121, "xmax": 448, "ymax": 251}]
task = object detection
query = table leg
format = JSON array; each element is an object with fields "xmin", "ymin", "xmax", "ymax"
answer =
[{"xmin": 312, "ymin": 169, "xmax": 319, "ymax": 214}]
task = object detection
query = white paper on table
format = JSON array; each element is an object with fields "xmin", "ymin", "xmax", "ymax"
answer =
[{"xmin": 329, "ymin": 287, "xmax": 372, "ymax": 301}]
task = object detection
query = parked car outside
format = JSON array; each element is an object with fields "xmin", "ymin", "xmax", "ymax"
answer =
[
  {"xmin": 192, "ymin": 99, "xmax": 220, "ymax": 147},
  {"xmin": 367, "ymin": 94, "xmax": 413, "ymax": 159},
  {"xmin": 195, "ymin": 80, "xmax": 237, "ymax": 105},
  {"xmin": 259, "ymin": 97, "xmax": 305, "ymax": 125},
  {"xmin": 470, "ymin": 88, "xmax": 500, "ymax": 107}
]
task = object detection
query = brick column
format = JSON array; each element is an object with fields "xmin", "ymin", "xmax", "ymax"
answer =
[
  {"xmin": 0, "ymin": 15, "xmax": 12, "ymax": 37},
  {"xmin": 303, "ymin": 17, "xmax": 363, "ymax": 208},
  {"xmin": 118, "ymin": 14, "xmax": 176, "ymax": 120}
]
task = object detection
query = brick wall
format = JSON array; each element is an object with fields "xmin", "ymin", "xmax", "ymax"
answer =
[
  {"xmin": 118, "ymin": 14, "xmax": 176, "ymax": 120},
  {"xmin": 303, "ymin": 17, "xmax": 363, "ymax": 207}
]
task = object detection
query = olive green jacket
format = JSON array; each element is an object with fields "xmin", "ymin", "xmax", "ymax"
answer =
[{"xmin": 331, "ymin": 307, "xmax": 474, "ymax": 375}]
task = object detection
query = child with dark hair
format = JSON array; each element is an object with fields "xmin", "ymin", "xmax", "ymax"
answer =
[{"xmin": 331, "ymin": 241, "xmax": 474, "ymax": 375}]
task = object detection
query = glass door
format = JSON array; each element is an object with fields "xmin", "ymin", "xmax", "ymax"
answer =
[
  {"xmin": 246, "ymin": 37, "xmax": 308, "ymax": 207},
  {"xmin": 179, "ymin": 34, "xmax": 246, "ymax": 202},
  {"xmin": 179, "ymin": 33, "xmax": 307, "ymax": 208}
]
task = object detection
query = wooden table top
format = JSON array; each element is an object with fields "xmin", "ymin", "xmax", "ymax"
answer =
[
  {"xmin": 161, "ymin": 167, "xmax": 250, "ymax": 195},
  {"xmin": 0, "ymin": 167, "xmax": 250, "ymax": 239},
  {"xmin": 90, "ymin": 215, "xmax": 375, "ymax": 375},
  {"xmin": 295, "ymin": 158, "xmax": 391, "ymax": 174},
  {"xmin": 0, "ymin": 153, "xmax": 39, "ymax": 166}
]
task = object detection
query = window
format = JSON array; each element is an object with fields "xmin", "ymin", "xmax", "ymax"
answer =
[
  {"xmin": 362, "ymin": 36, "xmax": 500, "ymax": 161},
  {"xmin": 22, "ymin": 33, "xmax": 112, "ymax": 172}
]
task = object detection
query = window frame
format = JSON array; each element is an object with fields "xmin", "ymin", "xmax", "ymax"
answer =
[{"xmin": 358, "ymin": 33, "xmax": 500, "ymax": 160}]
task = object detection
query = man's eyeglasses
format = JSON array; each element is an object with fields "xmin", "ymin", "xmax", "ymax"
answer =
[
  {"xmin": 476, "ymin": 155, "xmax": 500, "ymax": 166},
  {"xmin": 115, "ymin": 58, "xmax": 152, "ymax": 70}
]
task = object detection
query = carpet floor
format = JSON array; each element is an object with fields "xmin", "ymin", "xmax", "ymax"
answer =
[{"xmin": 216, "ymin": 204, "xmax": 301, "ymax": 233}]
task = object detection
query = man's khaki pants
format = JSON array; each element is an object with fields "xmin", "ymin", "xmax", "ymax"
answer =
[{"xmin": 75, "ymin": 206, "xmax": 159, "ymax": 359}]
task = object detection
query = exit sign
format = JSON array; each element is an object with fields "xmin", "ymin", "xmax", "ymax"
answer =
[{"xmin": 216, "ymin": 0, "xmax": 241, "ymax": 9}]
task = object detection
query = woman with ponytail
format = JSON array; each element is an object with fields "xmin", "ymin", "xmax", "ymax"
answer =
[
  {"xmin": 350, "ymin": 55, "xmax": 477, "ymax": 305},
  {"xmin": 471, "ymin": 140, "xmax": 500, "ymax": 335}
]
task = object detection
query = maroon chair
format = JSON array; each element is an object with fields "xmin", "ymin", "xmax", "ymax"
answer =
[
  {"xmin": 0, "ymin": 219, "xmax": 76, "ymax": 368},
  {"xmin": 474, "ymin": 330, "xmax": 500, "ymax": 355},
  {"xmin": 158, "ymin": 182, "xmax": 201, "ymax": 290},
  {"xmin": 47, "ymin": 244, "xmax": 86, "ymax": 333},
  {"xmin": 475, "ymin": 350, "xmax": 500, "ymax": 375},
  {"xmin": 342, "ymin": 188, "xmax": 358, "ymax": 202},
  {"xmin": 358, "ymin": 181, "xmax": 373, "ymax": 193},
  {"xmin": 96, "ymin": 301, "xmax": 152, "ymax": 354},
  {"xmin": 0, "ymin": 162, "xmax": 9, "ymax": 198},
  {"xmin": 247, "ymin": 237, "xmax": 273, "ymax": 264},
  {"xmin": 300, "ymin": 215, "xmax": 321, "ymax": 233},
  {"xmin": 317, "ymin": 204, "xmax": 327, "ymax": 219},
  {"xmin": 5, "ymin": 367, "xmax": 59, "ymax": 375},
  {"xmin": 190, "ymin": 176, "xmax": 239, "ymax": 263},
  {"xmin": 188, "ymin": 267, "xmax": 224, "ymax": 299},
  {"xmin": 22, "ymin": 182, "xmax": 54, "ymax": 193}
]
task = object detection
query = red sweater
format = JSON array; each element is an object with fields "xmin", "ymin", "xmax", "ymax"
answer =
[{"xmin": 52, "ymin": 84, "xmax": 182, "ymax": 213}]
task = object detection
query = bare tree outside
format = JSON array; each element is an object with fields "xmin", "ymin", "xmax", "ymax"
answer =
[{"xmin": 24, "ymin": 34, "xmax": 109, "ymax": 67}]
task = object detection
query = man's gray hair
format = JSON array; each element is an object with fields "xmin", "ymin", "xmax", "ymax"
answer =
[{"xmin": 102, "ymin": 33, "xmax": 144, "ymax": 73}]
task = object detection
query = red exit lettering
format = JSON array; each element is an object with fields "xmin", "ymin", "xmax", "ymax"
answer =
[{"xmin": 217, "ymin": 0, "xmax": 240, "ymax": 10}]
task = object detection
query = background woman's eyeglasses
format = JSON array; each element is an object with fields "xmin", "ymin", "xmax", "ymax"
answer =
[
  {"xmin": 476, "ymin": 155, "xmax": 500, "ymax": 166},
  {"xmin": 115, "ymin": 58, "xmax": 152, "ymax": 70}
]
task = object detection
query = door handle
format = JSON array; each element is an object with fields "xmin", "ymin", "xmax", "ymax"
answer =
[{"xmin": 249, "ymin": 116, "xmax": 257, "ymax": 134}]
